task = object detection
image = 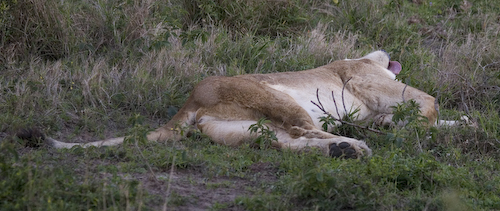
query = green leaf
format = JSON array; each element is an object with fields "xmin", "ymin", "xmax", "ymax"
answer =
[{"xmin": 316, "ymin": 172, "xmax": 324, "ymax": 182}]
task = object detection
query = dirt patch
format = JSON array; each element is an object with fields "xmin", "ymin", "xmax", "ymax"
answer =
[{"xmin": 112, "ymin": 162, "xmax": 281, "ymax": 210}]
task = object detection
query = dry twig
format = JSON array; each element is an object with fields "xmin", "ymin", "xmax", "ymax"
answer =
[
  {"xmin": 311, "ymin": 88, "xmax": 386, "ymax": 135},
  {"xmin": 402, "ymin": 84, "xmax": 408, "ymax": 103}
]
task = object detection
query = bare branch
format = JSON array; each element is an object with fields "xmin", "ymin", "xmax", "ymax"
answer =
[
  {"xmin": 331, "ymin": 91, "xmax": 342, "ymax": 123},
  {"xmin": 311, "ymin": 89, "xmax": 325, "ymax": 111},
  {"xmin": 311, "ymin": 89, "xmax": 386, "ymax": 135},
  {"xmin": 341, "ymin": 77, "xmax": 352, "ymax": 115},
  {"xmin": 314, "ymin": 89, "xmax": 324, "ymax": 110}
]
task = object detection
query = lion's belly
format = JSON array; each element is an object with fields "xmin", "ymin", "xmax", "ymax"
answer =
[{"xmin": 266, "ymin": 84, "xmax": 368, "ymax": 132}]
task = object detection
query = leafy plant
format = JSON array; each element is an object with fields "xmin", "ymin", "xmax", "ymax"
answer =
[
  {"xmin": 391, "ymin": 99, "xmax": 428, "ymax": 127},
  {"xmin": 319, "ymin": 107, "xmax": 363, "ymax": 138},
  {"xmin": 386, "ymin": 99, "xmax": 431, "ymax": 148},
  {"xmin": 248, "ymin": 118, "xmax": 278, "ymax": 149},
  {"xmin": 124, "ymin": 114, "xmax": 149, "ymax": 146}
]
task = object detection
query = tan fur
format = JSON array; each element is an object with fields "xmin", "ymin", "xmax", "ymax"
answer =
[{"xmin": 43, "ymin": 51, "xmax": 444, "ymax": 158}]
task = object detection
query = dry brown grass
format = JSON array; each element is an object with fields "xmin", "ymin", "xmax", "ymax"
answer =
[{"xmin": 436, "ymin": 28, "xmax": 500, "ymax": 111}]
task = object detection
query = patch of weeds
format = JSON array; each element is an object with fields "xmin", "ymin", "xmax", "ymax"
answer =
[
  {"xmin": 475, "ymin": 105, "xmax": 500, "ymax": 141},
  {"xmin": 248, "ymin": 118, "xmax": 278, "ymax": 150},
  {"xmin": 319, "ymin": 106, "xmax": 365, "ymax": 139},
  {"xmin": 0, "ymin": 142, "xmax": 148, "ymax": 210},
  {"xmin": 386, "ymin": 99, "xmax": 432, "ymax": 148},
  {"xmin": 167, "ymin": 191, "xmax": 189, "ymax": 207},
  {"xmin": 235, "ymin": 194, "xmax": 290, "ymax": 211},
  {"xmin": 124, "ymin": 113, "xmax": 150, "ymax": 146},
  {"xmin": 211, "ymin": 201, "xmax": 231, "ymax": 210},
  {"xmin": 283, "ymin": 149, "xmax": 498, "ymax": 210},
  {"xmin": 433, "ymin": 107, "xmax": 500, "ymax": 158}
]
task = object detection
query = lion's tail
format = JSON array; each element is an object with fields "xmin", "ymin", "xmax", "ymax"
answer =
[
  {"xmin": 16, "ymin": 105, "xmax": 198, "ymax": 149},
  {"xmin": 16, "ymin": 128, "xmax": 129, "ymax": 149}
]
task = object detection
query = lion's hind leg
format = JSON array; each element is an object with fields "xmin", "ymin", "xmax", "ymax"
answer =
[
  {"xmin": 196, "ymin": 118, "xmax": 259, "ymax": 147},
  {"xmin": 196, "ymin": 117, "xmax": 372, "ymax": 158}
]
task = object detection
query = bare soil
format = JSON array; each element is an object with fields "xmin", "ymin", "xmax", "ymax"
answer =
[{"xmin": 112, "ymin": 162, "xmax": 281, "ymax": 210}]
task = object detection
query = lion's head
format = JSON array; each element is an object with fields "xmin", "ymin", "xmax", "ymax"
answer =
[{"xmin": 358, "ymin": 50, "xmax": 402, "ymax": 80}]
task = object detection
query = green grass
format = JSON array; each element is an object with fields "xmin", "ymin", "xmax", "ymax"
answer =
[{"xmin": 1, "ymin": 0, "xmax": 500, "ymax": 210}]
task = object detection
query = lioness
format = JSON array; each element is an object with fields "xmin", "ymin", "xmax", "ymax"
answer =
[{"xmin": 18, "ymin": 50, "xmax": 447, "ymax": 158}]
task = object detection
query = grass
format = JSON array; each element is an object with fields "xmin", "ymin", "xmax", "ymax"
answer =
[{"xmin": 1, "ymin": 0, "xmax": 500, "ymax": 210}]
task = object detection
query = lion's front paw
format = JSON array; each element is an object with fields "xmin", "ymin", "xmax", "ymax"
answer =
[{"xmin": 328, "ymin": 140, "xmax": 372, "ymax": 159}]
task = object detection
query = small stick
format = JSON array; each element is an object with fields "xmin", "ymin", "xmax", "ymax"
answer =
[
  {"xmin": 341, "ymin": 77, "xmax": 352, "ymax": 115},
  {"xmin": 331, "ymin": 91, "xmax": 342, "ymax": 123},
  {"xmin": 402, "ymin": 84, "xmax": 408, "ymax": 103}
]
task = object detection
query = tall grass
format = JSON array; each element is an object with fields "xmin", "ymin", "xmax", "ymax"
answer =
[{"xmin": 1, "ymin": 0, "xmax": 500, "ymax": 210}]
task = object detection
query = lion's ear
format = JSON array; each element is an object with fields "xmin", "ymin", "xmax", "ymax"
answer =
[{"xmin": 388, "ymin": 61, "xmax": 402, "ymax": 75}]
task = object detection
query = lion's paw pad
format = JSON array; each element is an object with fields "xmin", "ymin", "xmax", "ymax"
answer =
[{"xmin": 329, "ymin": 142, "xmax": 358, "ymax": 159}]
